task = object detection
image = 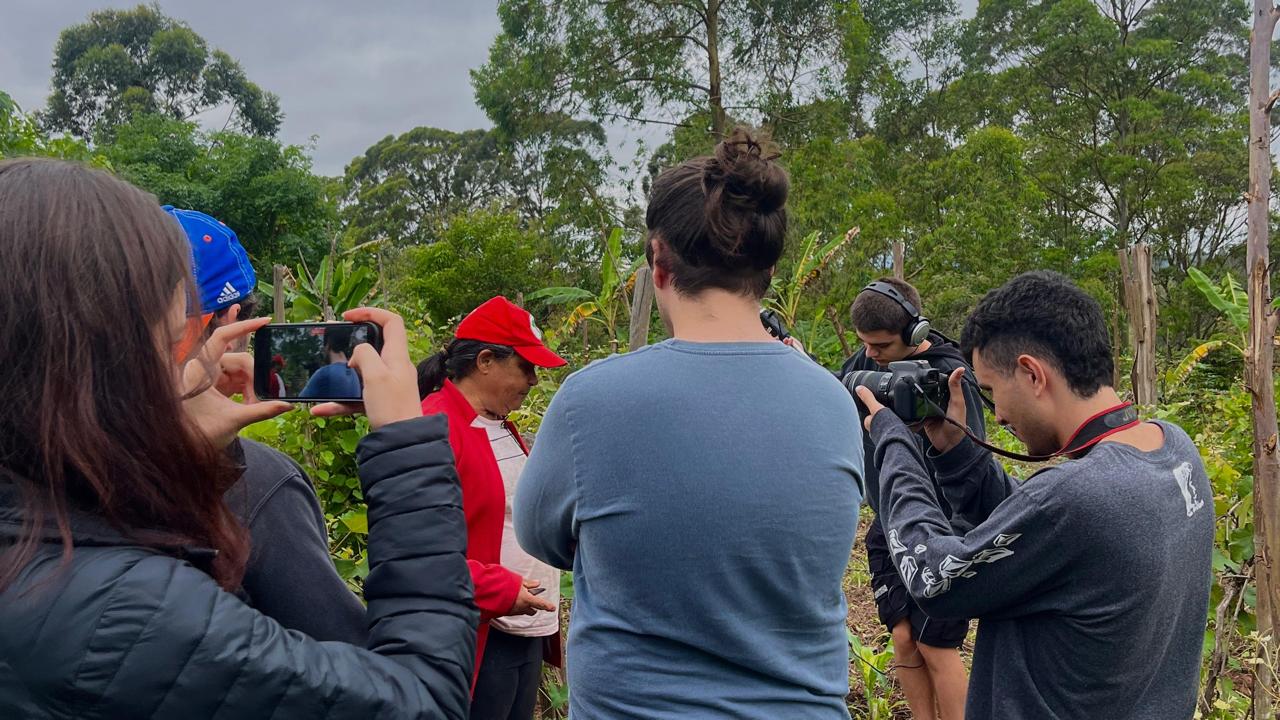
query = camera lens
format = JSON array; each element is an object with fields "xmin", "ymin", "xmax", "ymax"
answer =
[{"xmin": 844, "ymin": 369, "xmax": 892, "ymax": 402}]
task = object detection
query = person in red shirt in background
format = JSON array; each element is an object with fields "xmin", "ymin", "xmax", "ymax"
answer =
[
  {"xmin": 417, "ymin": 296, "xmax": 562, "ymax": 720},
  {"xmin": 268, "ymin": 354, "xmax": 288, "ymax": 398}
]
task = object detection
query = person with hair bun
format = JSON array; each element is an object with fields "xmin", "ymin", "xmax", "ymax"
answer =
[{"xmin": 515, "ymin": 128, "xmax": 865, "ymax": 718}]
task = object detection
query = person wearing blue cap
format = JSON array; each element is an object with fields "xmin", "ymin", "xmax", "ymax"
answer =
[
  {"xmin": 164, "ymin": 206, "xmax": 260, "ymax": 342},
  {"xmin": 164, "ymin": 206, "xmax": 368, "ymax": 645}
]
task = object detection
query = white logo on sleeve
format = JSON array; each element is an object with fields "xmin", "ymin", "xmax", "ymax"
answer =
[
  {"xmin": 216, "ymin": 281, "xmax": 241, "ymax": 304},
  {"xmin": 902, "ymin": 530, "xmax": 1022, "ymax": 599},
  {"xmin": 888, "ymin": 529, "xmax": 908, "ymax": 557},
  {"xmin": 1173, "ymin": 462, "xmax": 1204, "ymax": 517}
]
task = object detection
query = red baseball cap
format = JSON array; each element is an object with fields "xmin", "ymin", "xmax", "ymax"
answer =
[{"xmin": 456, "ymin": 296, "xmax": 567, "ymax": 368}]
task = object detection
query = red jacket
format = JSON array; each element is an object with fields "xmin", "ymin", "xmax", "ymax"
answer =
[{"xmin": 421, "ymin": 381, "xmax": 525, "ymax": 675}]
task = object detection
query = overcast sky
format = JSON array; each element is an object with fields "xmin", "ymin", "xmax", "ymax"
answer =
[
  {"xmin": 0, "ymin": 0, "xmax": 503, "ymax": 176},
  {"xmin": 2, "ymin": 2, "xmax": 977, "ymax": 179}
]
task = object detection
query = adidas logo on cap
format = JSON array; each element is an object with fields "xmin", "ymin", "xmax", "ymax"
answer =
[{"xmin": 216, "ymin": 281, "xmax": 242, "ymax": 305}]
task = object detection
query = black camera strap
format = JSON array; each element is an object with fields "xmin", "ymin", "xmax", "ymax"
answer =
[{"xmin": 915, "ymin": 387, "xmax": 1140, "ymax": 463}]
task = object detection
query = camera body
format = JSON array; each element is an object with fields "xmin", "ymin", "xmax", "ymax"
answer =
[{"xmin": 844, "ymin": 359, "xmax": 949, "ymax": 423}]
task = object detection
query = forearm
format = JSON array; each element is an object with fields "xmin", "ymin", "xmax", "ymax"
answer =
[
  {"xmin": 469, "ymin": 559, "xmax": 523, "ymax": 619},
  {"xmin": 357, "ymin": 415, "xmax": 477, "ymax": 702},
  {"xmin": 928, "ymin": 436, "xmax": 1017, "ymax": 530},
  {"xmin": 869, "ymin": 412, "xmax": 1058, "ymax": 620}
]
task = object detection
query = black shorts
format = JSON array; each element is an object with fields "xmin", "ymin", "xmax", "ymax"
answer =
[{"xmin": 865, "ymin": 519, "xmax": 969, "ymax": 649}]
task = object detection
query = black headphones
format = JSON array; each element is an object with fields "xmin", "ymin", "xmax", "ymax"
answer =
[{"xmin": 862, "ymin": 281, "xmax": 932, "ymax": 347}]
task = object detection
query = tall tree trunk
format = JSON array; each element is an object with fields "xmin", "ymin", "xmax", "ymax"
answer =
[
  {"xmin": 893, "ymin": 240, "xmax": 905, "ymax": 280},
  {"xmin": 1118, "ymin": 243, "xmax": 1159, "ymax": 406},
  {"xmin": 705, "ymin": 0, "xmax": 726, "ymax": 137},
  {"xmin": 1250, "ymin": 4, "xmax": 1280, "ymax": 717}
]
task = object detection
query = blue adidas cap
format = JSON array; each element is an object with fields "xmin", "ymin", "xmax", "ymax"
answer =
[{"xmin": 162, "ymin": 206, "xmax": 257, "ymax": 314}]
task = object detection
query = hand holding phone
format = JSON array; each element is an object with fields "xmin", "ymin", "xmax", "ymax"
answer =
[
  {"xmin": 253, "ymin": 322, "xmax": 383, "ymax": 403},
  {"xmin": 308, "ymin": 309, "xmax": 421, "ymax": 430},
  {"xmin": 182, "ymin": 316, "xmax": 291, "ymax": 448},
  {"xmin": 506, "ymin": 578, "xmax": 556, "ymax": 616}
]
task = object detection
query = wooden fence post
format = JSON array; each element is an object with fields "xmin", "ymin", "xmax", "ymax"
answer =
[
  {"xmin": 1118, "ymin": 242, "xmax": 1158, "ymax": 406},
  {"xmin": 272, "ymin": 264, "xmax": 285, "ymax": 322},
  {"xmin": 629, "ymin": 266, "xmax": 655, "ymax": 351}
]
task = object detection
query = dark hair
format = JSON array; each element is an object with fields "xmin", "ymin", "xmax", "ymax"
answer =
[
  {"xmin": 0, "ymin": 158, "xmax": 248, "ymax": 592},
  {"xmin": 961, "ymin": 270, "xmax": 1114, "ymax": 397},
  {"xmin": 417, "ymin": 339, "xmax": 516, "ymax": 400},
  {"xmin": 644, "ymin": 127, "xmax": 788, "ymax": 298},
  {"xmin": 324, "ymin": 326, "xmax": 353, "ymax": 355},
  {"xmin": 850, "ymin": 277, "xmax": 922, "ymax": 334}
]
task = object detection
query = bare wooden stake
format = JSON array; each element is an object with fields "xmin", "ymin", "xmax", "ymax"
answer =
[
  {"xmin": 272, "ymin": 264, "xmax": 285, "ymax": 322},
  {"xmin": 1118, "ymin": 242, "xmax": 1159, "ymax": 407},
  {"xmin": 629, "ymin": 266, "xmax": 655, "ymax": 352}
]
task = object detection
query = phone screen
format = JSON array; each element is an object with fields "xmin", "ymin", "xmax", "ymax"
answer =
[{"xmin": 253, "ymin": 322, "xmax": 380, "ymax": 402}]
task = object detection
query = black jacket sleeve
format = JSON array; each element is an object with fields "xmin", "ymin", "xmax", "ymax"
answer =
[{"xmin": 87, "ymin": 415, "xmax": 478, "ymax": 719}]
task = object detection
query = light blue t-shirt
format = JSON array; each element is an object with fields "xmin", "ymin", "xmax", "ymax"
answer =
[
  {"xmin": 299, "ymin": 362, "xmax": 361, "ymax": 399},
  {"xmin": 516, "ymin": 339, "xmax": 863, "ymax": 719}
]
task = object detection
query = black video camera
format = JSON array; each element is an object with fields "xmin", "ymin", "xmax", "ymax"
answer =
[{"xmin": 844, "ymin": 359, "xmax": 950, "ymax": 423}]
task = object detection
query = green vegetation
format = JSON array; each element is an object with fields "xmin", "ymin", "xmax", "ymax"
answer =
[{"xmin": 3, "ymin": 1, "xmax": 1275, "ymax": 715}]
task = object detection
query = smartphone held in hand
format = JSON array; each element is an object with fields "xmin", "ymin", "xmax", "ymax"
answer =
[{"xmin": 253, "ymin": 322, "xmax": 383, "ymax": 403}]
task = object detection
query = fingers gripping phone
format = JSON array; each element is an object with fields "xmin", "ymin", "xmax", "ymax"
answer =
[{"xmin": 253, "ymin": 322, "xmax": 384, "ymax": 403}]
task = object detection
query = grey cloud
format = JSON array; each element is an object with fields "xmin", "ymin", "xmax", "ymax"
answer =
[{"xmin": 0, "ymin": 0, "xmax": 500, "ymax": 176}]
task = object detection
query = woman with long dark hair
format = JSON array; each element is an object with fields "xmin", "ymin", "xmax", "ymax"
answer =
[
  {"xmin": 514, "ymin": 129, "xmax": 865, "ymax": 718},
  {"xmin": 0, "ymin": 158, "xmax": 476, "ymax": 719},
  {"xmin": 417, "ymin": 296, "xmax": 564, "ymax": 720}
]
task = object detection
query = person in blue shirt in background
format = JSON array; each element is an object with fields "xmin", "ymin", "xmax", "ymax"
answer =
[
  {"xmin": 514, "ymin": 128, "xmax": 864, "ymax": 719},
  {"xmin": 300, "ymin": 326, "xmax": 363, "ymax": 399}
]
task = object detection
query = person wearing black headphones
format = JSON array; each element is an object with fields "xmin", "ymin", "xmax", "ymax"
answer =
[
  {"xmin": 851, "ymin": 271, "xmax": 1211, "ymax": 720},
  {"xmin": 839, "ymin": 277, "xmax": 985, "ymax": 720}
]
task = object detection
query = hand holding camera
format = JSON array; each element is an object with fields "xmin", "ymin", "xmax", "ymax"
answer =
[{"xmin": 850, "ymin": 364, "xmax": 970, "ymax": 453}]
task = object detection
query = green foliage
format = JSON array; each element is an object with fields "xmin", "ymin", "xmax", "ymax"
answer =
[
  {"xmin": 43, "ymin": 4, "xmax": 281, "ymax": 138},
  {"xmin": 241, "ymin": 411, "xmax": 372, "ymax": 588},
  {"xmin": 1188, "ymin": 267, "xmax": 1249, "ymax": 335},
  {"xmin": 0, "ymin": 90, "xmax": 105, "ymax": 164},
  {"xmin": 527, "ymin": 228, "xmax": 638, "ymax": 350},
  {"xmin": 102, "ymin": 113, "xmax": 332, "ymax": 271},
  {"xmin": 344, "ymin": 127, "xmax": 507, "ymax": 249},
  {"xmin": 847, "ymin": 631, "xmax": 902, "ymax": 719},
  {"xmin": 392, "ymin": 209, "xmax": 541, "ymax": 323},
  {"xmin": 262, "ymin": 253, "xmax": 381, "ymax": 323},
  {"xmin": 474, "ymin": 0, "xmax": 854, "ymax": 139},
  {"xmin": 764, "ymin": 229, "xmax": 857, "ymax": 348}
]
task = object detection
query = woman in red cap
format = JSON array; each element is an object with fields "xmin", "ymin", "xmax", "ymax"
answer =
[{"xmin": 417, "ymin": 296, "xmax": 565, "ymax": 720}]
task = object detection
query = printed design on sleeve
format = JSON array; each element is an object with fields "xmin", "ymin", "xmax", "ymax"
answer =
[
  {"xmin": 899, "ymin": 555, "xmax": 919, "ymax": 586},
  {"xmin": 888, "ymin": 529, "xmax": 908, "ymax": 557},
  {"xmin": 894, "ymin": 529, "xmax": 1023, "ymax": 599},
  {"xmin": 1173, "ymin": 462, "xmax": 1204, "ymax": 518}
]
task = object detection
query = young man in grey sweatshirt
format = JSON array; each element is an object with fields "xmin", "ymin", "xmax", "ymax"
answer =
[{"xmin": 853, "ymin": 271, "xmax": 1213, "ymax": 720}]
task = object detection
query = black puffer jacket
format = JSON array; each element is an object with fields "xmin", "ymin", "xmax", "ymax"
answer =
[{"xmin": 0, "ymin": 415, "xmax": 477, "ymax": 720}]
